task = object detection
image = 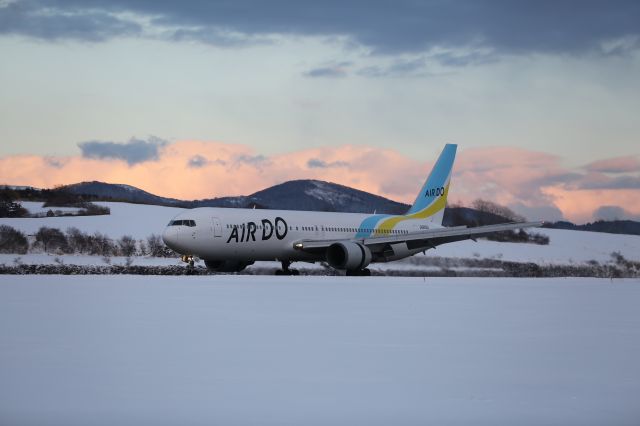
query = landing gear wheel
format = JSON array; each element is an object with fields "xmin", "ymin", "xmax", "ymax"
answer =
[
  {"xmin": 346, "ymin": 268, "xmax": 371, "ymax": 276},
  {"xmin": 275, "ymin": 261, "xmax": 299, "ymax": 275}
]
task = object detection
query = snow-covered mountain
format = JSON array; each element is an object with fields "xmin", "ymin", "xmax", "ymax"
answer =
[{"xmin": 195, "ymin": 180, "xmax": 409, "ymax": 214}]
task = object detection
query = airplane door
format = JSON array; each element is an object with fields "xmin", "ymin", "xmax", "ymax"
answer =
[{"xmin": 212, "ymin": 217, "xmax": 222, "ymax": 237}]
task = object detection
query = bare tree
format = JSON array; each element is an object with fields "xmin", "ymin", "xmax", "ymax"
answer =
[
  {"xmin": 472, "ymin": 199, "xmax": 525, "ymax": 222},
  {"xmin": 117, "ymin": 235, "xmax": 136, "ymax": 257},
  {"xmin": 138, "ymin": 239, "xmax": 148, "ymax": 256},
  {"xmin": 66, "ymin": 227, "xmax": 89, "ymax": 253},
  {"xmin": 0, "ymin": 225, "xmax": 29, "ymax": 254},
  {"xmin": 35, "ymin": 227, "xmax": 69, "ymax": 253}
]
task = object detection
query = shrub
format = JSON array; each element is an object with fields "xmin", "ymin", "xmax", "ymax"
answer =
[
  {"xmin": 83, "ymin": 203, "xmax": 110, "ymax": 216},
  {"xmin": 147, "ymin": 234, "xmax": 176, "ymax": 257},
  {"xmin": 0, "ymin": 201, "xmax": 29, "ymax": 218},
  {"xmin": 0, "ymin": 225, "xmax": 29, "ymax": 254}
]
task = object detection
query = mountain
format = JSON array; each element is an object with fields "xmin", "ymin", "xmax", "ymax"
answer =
[
  {"xmin": 62, "ymin": 181, "xmax": 182, "ymax": 206},
  {"xmin": 60, "ymin": 179, "xmax": 410, "ymax": 214},
  {"xmin": 190, "ymin": 180, "xmax": 410, "ymax": 214}
]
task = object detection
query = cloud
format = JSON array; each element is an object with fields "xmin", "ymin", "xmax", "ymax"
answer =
[
  {"xmin": 432, "ymin": 50, "xmax": 497, "ymax": 67},
  {"xmin": 0, "ymin": 0, "xmax": 141, "ymax": 41},
  {"xmin": 234, "ymin": 154, "xmax": 268, "ymax": 166},
  {"xmin": 593, "ymin": 205, "xmax": 640, "ymax": 221},
  {"xmin": 307, "ymin": 159, "xmax": 349, "ymax": 169},
  {"xmin": 170, "ymin": 27, "xmax": 270, "ymax": 48},
  {"xmin": 1, "ymin": 140, "xmax": 640, "ymax": 223},
  {"xmin": 585, "ymin": 156, "xmax": 640, "ymax": 173},
  {"xmin": 303, "ymin": 62, "xmax": 351, "ymax": 78},
  {"xmin": 357, "ymin": 58, "xmax": 433, "ymax": 78},
  {"xmin": 3, "ymin": 1, "xmax": 639, "ymax": 60},
  {"xmin": 510, "ymin": 203, "xmax": 565, "ymax": 222},
  {"xmin": 44, "ymin": 157, "xmax": 66, "ymax": 169},
  {"xmin": 187, "ymin": 155, "xmax": 209, "ymax": 168},
  {"xmin": 78, "ymin": 137, "xmax": 167, "ymax": 165},
  {"xmin": 574, "ymin": 173, "xmax": 640, "ymax": 190}
]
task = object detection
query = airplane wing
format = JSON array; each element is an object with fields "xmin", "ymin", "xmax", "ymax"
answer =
[{"xmin": 294, "ymin": 221, "xmax": 544, "ymax": 253}]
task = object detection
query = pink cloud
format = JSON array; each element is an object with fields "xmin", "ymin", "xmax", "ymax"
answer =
[
  {"xmin": 585, "ymin": 156, "xmax": 640, "ymax": 174},
  {"xmin": 1, "ymin": 141, "xmax": 639, "ymax": 223}
]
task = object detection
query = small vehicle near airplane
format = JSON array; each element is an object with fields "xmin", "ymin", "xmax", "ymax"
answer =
[{"xmin": 162, "ymin": 144, "xmax": 541, "ymax": 275}]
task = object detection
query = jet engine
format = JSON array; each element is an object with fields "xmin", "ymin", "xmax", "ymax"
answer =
[
  {"xmin": 326, "ymin": 242, "xmax": 372, "ymax": 271},
  {"xmin": 204, "ymin": 260, "xmax": 253, "ymax": 273}
]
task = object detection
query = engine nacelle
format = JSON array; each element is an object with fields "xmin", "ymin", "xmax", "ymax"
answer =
[
  {"xmin": 326, "ymin": 242, "xmax": 372, "ymax": 271},
  {"xmin": 382, "ymin": 242, "xmax": 411, "ymax": 261},
  {"xmin": 204, "ymin": 260, "xmax": 253, "ymax": 273}
]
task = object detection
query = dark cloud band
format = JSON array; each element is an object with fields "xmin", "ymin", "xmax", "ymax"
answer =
[{"xmin": 2, "ymin": 0, "xmax": 639, "ymax": 58}]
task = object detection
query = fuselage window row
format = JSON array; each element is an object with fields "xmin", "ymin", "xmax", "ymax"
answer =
[{"xmin": 221, "ymin": 223, "xmax": 408, "ymax": 235}]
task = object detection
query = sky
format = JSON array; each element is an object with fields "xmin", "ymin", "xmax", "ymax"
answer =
[{"xmin": 1, "ymin": 0, "xmax": 639, "ymax": 223}]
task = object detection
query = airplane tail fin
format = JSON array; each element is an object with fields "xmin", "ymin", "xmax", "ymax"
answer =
[{"xmin": 405, "ymin": 143, "xmax": 457, "ymax": 225}]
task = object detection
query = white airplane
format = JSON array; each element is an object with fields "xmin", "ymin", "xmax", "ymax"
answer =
[{"xmin": 162, "ymin": 144, "xmax": 541, "ymax": 275}]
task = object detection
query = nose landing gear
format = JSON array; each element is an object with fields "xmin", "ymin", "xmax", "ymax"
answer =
[
  {"xmin": 275, "ymin": 260, "xmax": 300, "ymax": 275},
  {"xmin": 180, "ymin": 255, "xmax": 195, "ymax": 267}
]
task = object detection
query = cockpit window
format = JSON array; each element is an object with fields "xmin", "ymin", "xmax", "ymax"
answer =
[{"xmin": 168, "ymin": 219, "xmax": 196, "ymax": 227}]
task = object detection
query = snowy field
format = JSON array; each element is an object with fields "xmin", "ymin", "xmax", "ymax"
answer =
[
  {"xmin": 3, "ymin": 201, "xmax": 640, "ymax": 266},
  {"xmin": 1, "ymin": 275, "xmax": 639, "ymax": 425},
  {"xmin": 4, "ymin": 202, "xmax": 183, "ymax": 240}
]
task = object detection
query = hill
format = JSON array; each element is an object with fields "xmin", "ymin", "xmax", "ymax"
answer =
[
  {"xmin": 544, "ymin": 220, "xmax": 640, "ymax": 236},
  {"xmin": 189, "ymin": 180, "xmax": 410, "ymax": 214},
  {"xmin": 61, "ymin": 179, "xmax": 410, "ymax": 214},
  {"xmin": 63, "ymin": 181, "xmax": 182, "ymax": 206}
]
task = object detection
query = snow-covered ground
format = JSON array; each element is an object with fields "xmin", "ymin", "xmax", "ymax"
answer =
[
  {"xmin": 5, "ymin": 201, "xmax": 183, "ymax": 240},
  {"xmin": 19, "ymin": 201, "xmax": 84, "ymax": 215},
  {"xmin": 430, "ymin": 227, "xmax": 640, "ymax": 264},
  {"xmin": 1, "ymin": 275, "xmax": 639, "ymax": 425},
  {"xmin": 4, "ymin": 201, "xmax": 640, "ymax": 266}
]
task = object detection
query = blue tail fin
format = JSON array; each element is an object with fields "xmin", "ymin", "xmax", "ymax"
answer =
[{"xmin": 406, "ymin": 144, "xmax": 457, "ymax": 224}]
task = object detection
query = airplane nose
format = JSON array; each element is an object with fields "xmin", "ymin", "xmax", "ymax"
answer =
[{"xmin": 162, "ymin": 226, "xmax": 178, "ymax": 250}]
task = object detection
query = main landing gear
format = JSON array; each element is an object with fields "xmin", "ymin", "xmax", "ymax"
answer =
[
  {"xmin": 275, "ymin": 260, "xmax": 300, "ymax": 276},
  {"xmin": 346, "ymin": 268, "xmax": 371, "ymax": 276},
  {"xmin": 181, "ymin": 254, "xmax": 195, "ymax": 267}
]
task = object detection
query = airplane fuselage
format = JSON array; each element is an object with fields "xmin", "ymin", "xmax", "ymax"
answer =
[{"xmin": 163, "ymin": 207, "xmax": 435, "ymax": 262}]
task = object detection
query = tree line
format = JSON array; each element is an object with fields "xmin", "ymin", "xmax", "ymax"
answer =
[{"xmin": 0, "ymin": 225, "xmax": 176, "ymax": 257}]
